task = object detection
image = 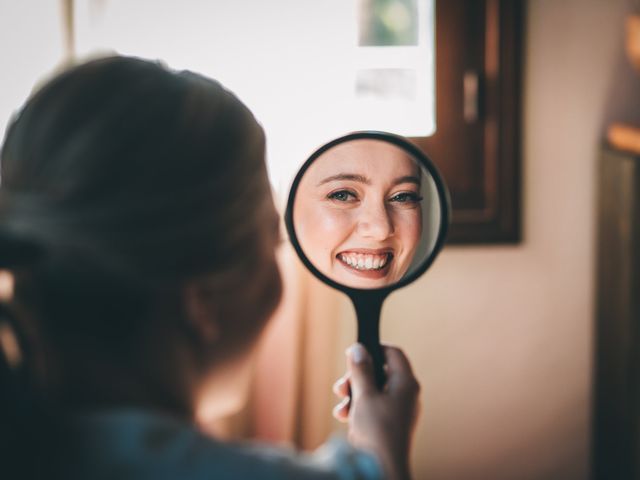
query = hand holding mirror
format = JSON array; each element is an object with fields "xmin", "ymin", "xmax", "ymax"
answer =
[{"xmin": 285, "ymin": 131, "xmax": 450, "ymax": 388}]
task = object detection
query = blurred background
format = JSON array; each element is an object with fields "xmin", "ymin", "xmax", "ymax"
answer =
[{"xmin": 1, "ymin": 1, "xmax": 637, "ymax": 479}]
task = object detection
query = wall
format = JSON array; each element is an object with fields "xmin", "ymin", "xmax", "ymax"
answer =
[
  {"xmin": 0, "ymin": 1, "xmax": 66, "ymax": 143},
  {"xmin": 328, "ymin": 1, "xmax": 629, "ymax": 478}
]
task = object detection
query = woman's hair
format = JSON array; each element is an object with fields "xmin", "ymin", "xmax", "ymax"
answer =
[{"xmin": 0, "ymin": 56, "xmax": 280, "ymax": 476}]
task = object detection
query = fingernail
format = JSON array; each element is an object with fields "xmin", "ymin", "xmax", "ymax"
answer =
[
  {"xmin": 347, "ymin": 343, "xmax": 367, "ymax": 364},
  {"xmin": 332, "ymin": 379, "xmax": 342, "ymax": 395}
]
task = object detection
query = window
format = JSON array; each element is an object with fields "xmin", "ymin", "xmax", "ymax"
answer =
[
  {"xmin": 416, "ymin": 0, "xmax": 523, "ymax": 243},
  {"xmin": 73, "ymin": 0, "xmax": 435, "ymax": 191}
]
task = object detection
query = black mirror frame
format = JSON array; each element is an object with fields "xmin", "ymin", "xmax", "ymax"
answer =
[{"xmin": 285, "ymin": 130, "xmax": 451, "ymax": 296}]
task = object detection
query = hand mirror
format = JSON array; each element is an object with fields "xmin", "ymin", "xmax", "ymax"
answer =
[{"xmin": 285, "ymin": 131, "xmax": 450, "ymax": 388}]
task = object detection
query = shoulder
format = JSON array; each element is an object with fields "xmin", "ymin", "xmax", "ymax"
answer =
[
  {"xmin": 62, "ymin": 409, "xmax": 384, "ymax": 480},
  {"xmin": 238, "ymin": 436, "xmax": 384, "ymax": 480}
]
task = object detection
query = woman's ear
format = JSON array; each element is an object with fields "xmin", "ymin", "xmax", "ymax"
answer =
[{"xmin": 182, "ymin": 280, "xmax": 220, "ymax": 344}]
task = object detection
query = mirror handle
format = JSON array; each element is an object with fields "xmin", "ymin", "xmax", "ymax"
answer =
[
  {"xmin": 358, "ymin": 328, "xmax": 385, "ymax": 390},
  {"xmin": 352, "ymin": 292, "xmax": 387, "ymax": 390}
]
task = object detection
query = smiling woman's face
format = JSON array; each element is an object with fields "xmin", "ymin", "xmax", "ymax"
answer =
[{"xmin": 293, "ymin": 139, "xmax": 423, "ymax": 289}]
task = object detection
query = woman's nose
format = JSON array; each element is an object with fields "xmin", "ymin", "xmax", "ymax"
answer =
[{"xmin": 356, "ymin": 202, "xmax": 394, "ymax": 240}]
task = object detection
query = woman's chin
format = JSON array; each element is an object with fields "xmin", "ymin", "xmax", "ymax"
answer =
[{"xmin": 331, "ymin": 272, "xmax": 389, "ymax": 289}]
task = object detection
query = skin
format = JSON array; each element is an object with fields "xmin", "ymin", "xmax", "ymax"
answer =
[{"xmin": 293, "ymin": 139, "xmax": 423, "ymax": 289}]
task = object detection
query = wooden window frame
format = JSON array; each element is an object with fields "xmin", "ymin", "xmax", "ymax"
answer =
[{"xmin": 412, "ymin": 0, "xmax": 523, "ymax": 244}]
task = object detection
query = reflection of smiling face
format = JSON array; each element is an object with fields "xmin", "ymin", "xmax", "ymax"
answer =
[{"xmin": 293, "ymin": 139, "xmax": 423, "ymax": 289}]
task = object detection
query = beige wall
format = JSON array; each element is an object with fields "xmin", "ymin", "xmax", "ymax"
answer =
[{"xmin": 327, "ymin": 1, "xmax": 628, "ymax": 479}]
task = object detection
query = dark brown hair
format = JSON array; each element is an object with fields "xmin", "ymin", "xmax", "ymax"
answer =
[{"xmin": 0, "ymin": 56, "xmax": 281, "ymax": 477}]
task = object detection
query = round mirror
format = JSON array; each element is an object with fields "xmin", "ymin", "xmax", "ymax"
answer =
[
  {"xmin": 286, "ymin": 131, "xmax": 449, "ymax": 292},
  {"xmin": 285, "ymin": 131, "xmax": 450, "ymax": 387}
]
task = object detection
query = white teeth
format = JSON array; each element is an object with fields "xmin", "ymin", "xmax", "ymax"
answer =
[{"xmin": 338, "ymin": 253, "xmax": 391, "ymax": 271}]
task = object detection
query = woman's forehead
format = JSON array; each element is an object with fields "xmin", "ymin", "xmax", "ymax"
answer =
[{"xmin": 309, "ymin": 139, "xmax": 419, "ymax": 182}]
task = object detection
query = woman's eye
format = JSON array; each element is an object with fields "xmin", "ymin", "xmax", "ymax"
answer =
[
  {"xmin": 327, "ymin": 190, "xmax": 358, "ymax": 202},
  {"xmin": 389, "ymin": 192, "xmax": 423, "ymax": 203}
]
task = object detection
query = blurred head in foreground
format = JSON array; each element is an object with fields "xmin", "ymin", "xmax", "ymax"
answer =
[{"xmin": 0, "ymin": 56, "xmax": 282, "ymax": 472}]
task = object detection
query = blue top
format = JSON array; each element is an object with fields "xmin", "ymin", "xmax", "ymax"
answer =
[{"xmin": 60, "ymin": 408, "xmax": 384, "ymax": 480}]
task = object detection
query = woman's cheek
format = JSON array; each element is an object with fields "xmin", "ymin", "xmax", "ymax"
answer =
[
  {"xmin": 302, "ymin": 205, "xmax": 355, "ymax": 271},
  {"xmin": 313, "ymin": 206, "xmax": 354, "ymax": 251},
  {"xmin": 394, "ymin": 209, "xmax": 422, "ymax": 260},
  {"xmin": 318, "ymin": 207, "xmax": 354, "ymax": 235}
]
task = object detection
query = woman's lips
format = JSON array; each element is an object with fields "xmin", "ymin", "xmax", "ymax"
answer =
[{"xmin": 335, "ymin": 249, "xmax": 393, "ymax": 280}]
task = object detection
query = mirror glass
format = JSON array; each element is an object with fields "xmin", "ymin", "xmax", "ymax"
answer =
[{"xmin": 291, "ymin": 137, "xmax": 444, "ymax": 290}]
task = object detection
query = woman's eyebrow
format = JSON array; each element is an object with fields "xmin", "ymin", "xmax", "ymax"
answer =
[
  {"xmin": 317, "ymin": 173, "xmax": 370, "ymax": 186},
  {"xmin": 393, "ymin": 175, "xmax": 421, "ymax": 186}
]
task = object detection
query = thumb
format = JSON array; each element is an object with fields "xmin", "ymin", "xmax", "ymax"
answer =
[{"xmin": 346, "ymin": 343, "xmax": 376, "ymax": 399}]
